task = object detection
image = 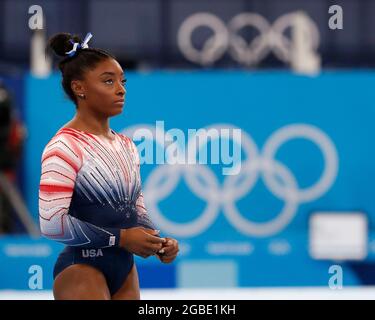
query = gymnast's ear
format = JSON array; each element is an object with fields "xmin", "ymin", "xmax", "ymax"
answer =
[{"xmin": 71, "ymin": 80, "xmax": 85, "ymax": 98}]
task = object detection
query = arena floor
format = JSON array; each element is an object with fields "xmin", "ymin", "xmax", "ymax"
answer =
[{"xmin": 0, "ymin": 287, "xmax": 374, "ymax": 300}]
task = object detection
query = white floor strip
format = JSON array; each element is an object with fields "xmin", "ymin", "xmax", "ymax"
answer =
[{"xmin": 0, "ymin": 287, "xmax": 374, "ymax": 300}]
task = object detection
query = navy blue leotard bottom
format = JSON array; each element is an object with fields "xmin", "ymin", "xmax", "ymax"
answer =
[{"xmin": 53, "ymin": 246, "xmax": 134, "ymax": 296}]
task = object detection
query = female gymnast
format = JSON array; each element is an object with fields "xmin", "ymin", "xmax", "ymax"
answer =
[{"xmin": 39, "ymin": 32, "xmax": 179, "ymax": 300}]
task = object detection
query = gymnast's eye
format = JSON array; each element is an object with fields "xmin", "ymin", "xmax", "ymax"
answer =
[{"xmin": 104, "ymin": 79, "xmax": 114, "ymax": 84}]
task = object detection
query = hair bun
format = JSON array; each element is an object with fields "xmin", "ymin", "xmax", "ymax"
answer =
[{"xmin": 47, "ymin": 33, "xmax": 82, "ymax": 58}]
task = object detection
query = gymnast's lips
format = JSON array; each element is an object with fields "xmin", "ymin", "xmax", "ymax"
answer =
[{"xmin": 114, "ymin": 99, "xmax": 125, "ymax": 105}]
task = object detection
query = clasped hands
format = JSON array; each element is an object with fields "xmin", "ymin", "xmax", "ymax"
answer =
[{"xmin": 120, "ymin": 227, "xmax": 179, "ymax": 264}]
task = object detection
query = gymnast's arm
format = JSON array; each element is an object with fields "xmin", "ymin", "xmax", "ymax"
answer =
[
  {"xmin": 39, "ymin": 135, "xmax": 165, "ymax": 256},
  {"xmin": 38, "ymin": 137, "xmax": 122, "ymax": 248}
]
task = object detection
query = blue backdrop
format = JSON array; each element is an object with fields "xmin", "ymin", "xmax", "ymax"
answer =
[{"xmin": 8, "ymin": 70, "xmax": 375, "ymax": 290}]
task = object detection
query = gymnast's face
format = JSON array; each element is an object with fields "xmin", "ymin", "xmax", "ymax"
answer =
[{"xmin": 74, "ymin": 58, "xmax": 126, "ymax": 117}]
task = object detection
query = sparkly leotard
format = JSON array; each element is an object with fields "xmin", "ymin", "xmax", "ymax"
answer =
[{"xmin": 39, "ymin": 127, "xmax": 155, "ymax": 295}]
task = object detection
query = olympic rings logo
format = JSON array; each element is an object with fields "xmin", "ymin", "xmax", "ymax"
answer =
[
  {"xmin": 122, "ymin": 123, "xmax": 338, "ymax": 238},
  {"xmin": 177, "ymin": 12, "xmax": 320, "ymax": 66}
]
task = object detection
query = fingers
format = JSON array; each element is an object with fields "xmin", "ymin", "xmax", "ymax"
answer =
[
  {"xmin": 159, "ymin": 254, "xmax": 177, "ymax": 264},
  {"xmin": 164, "ymin": 246, "xmax": 179, "ymax": 256},
  {"xmin": 139, "ymin": 231, "xmax": 166, "ymax": 258},
  {"xmin": 142, "ymin": 228, "xmax": 161, "ymax": 236},
  {"xmin": 150, "ymin": 243, "xmax": 163, "ymax": 253},
  {"xmin": 140, "ymin": 228, "xmax": 166, "ymax": 244},
  {"xmin": 147, "ymin": 234, "xmax": 167, "ymax": 245},
  {"xmin": 140, "ymin": 241, "xmax": 164, "ymax": 257},
  {"xmin": 139, "ymin": 247, "xmax": 160, "ymax": 258},
  {"xmin": 144, "ymin": 238, "xmax": 165, "ymax": 256},
  {"xmin": 162, "ymin": 243, "xmax": 178, "ymax": 255},
  {"xmin": 159, "ymin": 238, "xmax": 179, "ymax": 263},
  {"xmin": 135, "ymin": 232, "xmax": 178, "ymax": 260},
  {"xmin": 163, "ymin": 239, "xmax": 179, "ymax": 252},
  {"xmin": 157, "ymin": 239, "xmax": 174, "ymax": 255}
]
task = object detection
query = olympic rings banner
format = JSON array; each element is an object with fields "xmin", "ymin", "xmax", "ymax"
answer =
[
  {"xmin": 177, "ymin": 12, "xmax": 320, "ymax": 66},
  {"xmin": 20, "ymin": 71, "xmax": 375, "ymax": 289}
]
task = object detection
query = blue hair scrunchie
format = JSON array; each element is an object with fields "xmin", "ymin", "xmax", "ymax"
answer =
[{"xmin": 65, "ymin": 32, "xmax": 93, "ymax": 57}]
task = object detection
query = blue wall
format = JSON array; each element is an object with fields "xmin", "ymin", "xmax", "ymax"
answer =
[{"xmin": 11, "ymin": 71, "xmax": 375, "ymax": 289}]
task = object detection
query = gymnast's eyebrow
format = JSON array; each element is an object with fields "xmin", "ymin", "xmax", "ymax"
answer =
[{"xmin": 99, "ymin": 71, "xmax": 124, "ymax": 77}]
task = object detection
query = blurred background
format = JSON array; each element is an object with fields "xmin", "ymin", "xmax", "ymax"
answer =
[{"xmin": 1, "ymin": 0, "xmax": 375, "ymax": 299}]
